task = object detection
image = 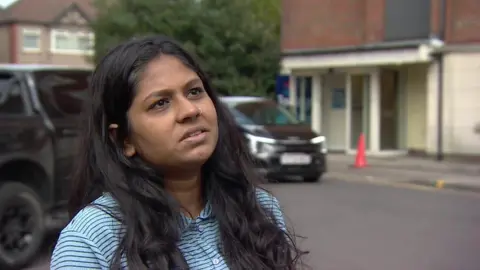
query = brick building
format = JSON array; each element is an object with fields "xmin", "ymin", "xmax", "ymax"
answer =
[
  {"xmin": 280, "ymin": 0, "xmax": 480, "ymax": 158},
  {"xmin": 0, "ymin": 0, "xmax": 95, "ymax": 68}
]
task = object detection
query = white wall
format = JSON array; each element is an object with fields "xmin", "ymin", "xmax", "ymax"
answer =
[
  {"xmin": 405, "ymin": 64, "xmax": 428, "ymax": 151},
  {"xmin": 426, "ymin": 52, "xmax": 480, "ymax": 155},
  {"xmin": 443, "ymin": 52, "xmax": 480, "ymax": 155}
]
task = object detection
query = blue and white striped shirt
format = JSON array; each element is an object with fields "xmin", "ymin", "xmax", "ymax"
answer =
[{"xmin": 51, "ymin": 189, "xmax": 286, "ymax": 269}]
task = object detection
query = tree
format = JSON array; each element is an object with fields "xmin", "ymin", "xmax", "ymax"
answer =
[{"xmin": 91, "ymin": 0, "xmax": 281, "ymax": 96}]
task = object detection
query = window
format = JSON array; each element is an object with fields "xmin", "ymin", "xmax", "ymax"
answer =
[
  {"xmin": 227, "ymin": 107, "xmax": 257, "ymax": 126},
  {"xmin": 34, "ymin": 70, "xmax": 91, "ymax": 118},
  {"xmin": 0, "ymin": 73, "xmax": 26, "ymax": 115},
  {"xmin": 77, "ymin": 35, "xmax": 93, "ymax": 51},
  {"xmin": 50, "ymin": 30, "xmax": 94, "ymax": 54},
  {"xmin": 229, "ymin": 100, "xmax": 301, "ymax": 126},
  {"xmin": 22, "ymin": 28, "xmax": 41, "ymax": 51}
]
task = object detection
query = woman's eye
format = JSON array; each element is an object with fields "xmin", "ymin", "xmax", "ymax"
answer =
[
  {"xmin": 188, "ymin": 87, "xmax": 204, "ymax": 98},
  {"xmin": 149, "ymin": 98, "xmax": 170, "ymax": 110}
]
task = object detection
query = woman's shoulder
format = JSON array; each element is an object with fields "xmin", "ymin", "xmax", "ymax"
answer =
[
  {"xmin": 255, "ymin": 188, "xmax": 286, "ymax": 228},
  {"xmin": 51, "ymin": 194, "xmax": 124, "ymax": 269},
  {"xmin": 64, "ymin": 194, "xmax": 123, "ymax": 236},
  {"xmin": 255, "ymin": 188, "xmax": 281, "ymax": 209},
  {"xmin": 56, "ymin": 194, "xmax": 123, "ymax": 252}
]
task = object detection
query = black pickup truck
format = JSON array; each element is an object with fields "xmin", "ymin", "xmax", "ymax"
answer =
[{"xmin": 0, "ymin": 64, "xmax": 91, "ymax": 269}]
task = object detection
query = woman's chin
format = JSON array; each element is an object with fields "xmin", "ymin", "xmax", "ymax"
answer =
[{"xmin": 181, "ymin": 146, "xmax": 215, "ymax": 166}]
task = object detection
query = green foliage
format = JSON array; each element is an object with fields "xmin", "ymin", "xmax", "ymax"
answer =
[{"xmin": 91, "ymin": 0, "xmax": 281, "ymax": 96}]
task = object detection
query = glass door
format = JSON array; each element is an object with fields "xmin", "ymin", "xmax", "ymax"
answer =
[
  {"xmin": 380, "ymin": 69, "xmax": 400, "ymax": 150},
  {"xmin": 295, "ymin": 76, "xmax": 312, "ymax": 125},
  {"xmin": 349, "ymin": 74, "xmax": 370, "ymax": 150}
]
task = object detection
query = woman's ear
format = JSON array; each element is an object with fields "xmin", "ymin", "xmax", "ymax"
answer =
[
  {"xmin": 108, "ymin": 123, "xmax": 119, "ymax": 141},
  {"xmin": 109, "ymin": 123, "xmax": 136, "ymax": 157}
]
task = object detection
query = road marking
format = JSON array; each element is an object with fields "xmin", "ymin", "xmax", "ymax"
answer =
[
  {"xmin": 364, "ymin": 179, "xmax": 439, "ymax": 192},
  {"xmin": 328, "ymin": 175, "xmax": 480, "ymax": 197},
  {"xmin": 435, "ymin": 180, "xmax": 445, "ymax": 189}
]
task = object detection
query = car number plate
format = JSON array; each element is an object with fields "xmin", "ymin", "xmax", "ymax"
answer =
[{"xmin": 280, "ymin": 153, "xmax": 311, "ymax": 165}]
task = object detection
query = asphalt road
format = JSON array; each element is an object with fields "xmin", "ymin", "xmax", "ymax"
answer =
[{"xmin": 29, "ymin": 178, "xmax": 480, "ymax": 270}]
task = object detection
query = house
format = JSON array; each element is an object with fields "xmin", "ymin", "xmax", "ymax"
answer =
[
  {"xmin": 0, "ymin": 0, "xmax": 96, "ymax": 68},
  {"xmin": 280, "ymin": 0, "xmax": 480, "ymax": 158}
]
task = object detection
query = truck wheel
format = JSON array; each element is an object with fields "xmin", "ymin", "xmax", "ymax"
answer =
[{"xmin": 0, "ymin": 182, "xmax": 45, "ymax": 270}]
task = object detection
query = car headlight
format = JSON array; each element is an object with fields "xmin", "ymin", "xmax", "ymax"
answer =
[
  {"xmin": 245, "ymin": 134, "xmax": 277, "ymax": 155},
  {"xmin": 258, "ymin": 142, "xmax": 276, "ymax": 154},
  {"xmin": 310, "ymin": 136, "xmax": 325, "ymax": 144},
  {"xmin": 310, "ymin": 136, "xmax": 327, "ymax": 153}
]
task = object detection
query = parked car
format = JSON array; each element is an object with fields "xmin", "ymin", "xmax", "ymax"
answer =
[
  {"xmin": 0, "ymin": 64, "xmax": 91, "ymax": 269},
  {"xmin": 220, "ymin": 96, "xmax": 327, "ymax": 182}
]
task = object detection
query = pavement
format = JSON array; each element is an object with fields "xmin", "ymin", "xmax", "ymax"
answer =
[{"xmin": 326, "ymin": 153, "xmax": 480, "ymax": 193}]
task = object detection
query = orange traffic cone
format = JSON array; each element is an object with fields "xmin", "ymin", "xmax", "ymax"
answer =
[{"xmin": 354, "ymin": 133, "xmax": 367, "ymax": 168}]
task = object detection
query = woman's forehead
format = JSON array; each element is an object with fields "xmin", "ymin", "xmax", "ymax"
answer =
[{"xmin": 135, "ymin": 55, "xmax": 200, "ymax": 96}]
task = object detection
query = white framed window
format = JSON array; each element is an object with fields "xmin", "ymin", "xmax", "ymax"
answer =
[
  {"xmin": 50, "ymin": 29, "xmax": 94, "ymax": 55},
  {"xmin": 22, "ymin": 28, "xmax": 41, "ymax": 52}
]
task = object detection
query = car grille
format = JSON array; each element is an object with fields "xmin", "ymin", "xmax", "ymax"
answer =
[{"xmin": 282, "ymin": 143, "xmax": 318, "ymax": 153}]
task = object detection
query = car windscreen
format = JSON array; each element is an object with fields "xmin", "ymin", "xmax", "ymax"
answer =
[
  {"xmin": 33, "ymin": 70, "xmax": 91, "ymax": 118},
  {"xmin": 229, "ymin": 100, "xmax": 300, "ymax": 126},
  {"xmin": 226, "ymin": 106, "xmax": 257, "ymax": 126}
]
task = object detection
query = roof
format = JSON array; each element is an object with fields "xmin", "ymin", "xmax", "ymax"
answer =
[
  {"xmin": 0, "ymin": 64, "xmax": 93, "ymax": 72},
  {"xmin": 0, "ymin": 0, "xmax": 96, "ymax": 24},
  {"xmin": 220, "ymin": 96, "xmax": 268, "ymax": 103},
  {"xmin": 220, "ymin": 96, "xmax": 270, "ymax": 107}
]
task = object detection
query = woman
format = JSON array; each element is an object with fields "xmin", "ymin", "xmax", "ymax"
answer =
[{"xmin": 51, "ymin": 35, "xmax": 305, "ymax": 269}]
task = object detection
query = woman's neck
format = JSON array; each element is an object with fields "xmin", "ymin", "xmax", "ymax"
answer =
[{"xmin": 164, "ymin": 171, "xmax": 204, "ymax": 218}]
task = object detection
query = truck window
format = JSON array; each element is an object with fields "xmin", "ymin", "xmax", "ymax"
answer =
[
  {"xmin": 0, "ymin": 73, "xmax": 25, "ymax": 115},
  {"xmin": 33, "ymin": 70, "xmax": 91, "ymax": 118}
]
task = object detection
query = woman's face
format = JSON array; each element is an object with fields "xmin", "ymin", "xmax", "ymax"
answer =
[{"xmin": 119, "ymin": 55, "xmax": 219, "ymax": 172}]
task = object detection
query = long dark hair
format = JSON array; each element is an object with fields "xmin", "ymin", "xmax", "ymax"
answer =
[{"xmin": 69, "ymin": 35, "xmax": 306, "ymax": 269}]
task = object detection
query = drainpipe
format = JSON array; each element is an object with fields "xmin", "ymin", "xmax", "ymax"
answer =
[
  {"xmin": 435, "ymin": 0, "xmax": 447, "ymax": 161},
  {"xmin": 436, "ymin": 53, "xmax": 444, "ymax": 161}
]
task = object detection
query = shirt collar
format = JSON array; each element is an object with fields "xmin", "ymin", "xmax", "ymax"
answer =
[{"xmin": 179, "ymin": 200, "xmax": 214, "ymax": 232}]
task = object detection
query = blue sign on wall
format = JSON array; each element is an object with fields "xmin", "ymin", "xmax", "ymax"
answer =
[
  {"xmin": 331, "ymin": 88, "xmax": 345, "ymax": 109},
  {"xmin": 275, "ymin": 75, "xmax": 290, "ymax": 105}
]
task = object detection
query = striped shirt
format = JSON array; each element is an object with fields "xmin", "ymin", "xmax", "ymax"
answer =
[{"xmin": 50, "ymin": 189, "xmax": 286, "ymax": 269}]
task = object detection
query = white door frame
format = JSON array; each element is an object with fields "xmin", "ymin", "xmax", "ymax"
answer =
[
  {"xmin": 344, "ymin": 68, "xmax": 379, "ymax": 154},
  {"xmin": 344, "ymin": 68, "xmax": 408, "ymax": 156},
  {"xmin": 290, "ymin": 68, "xmax": 408, "ymax": 156},
  {"xmin": 345, "ymin": 73, "xmax": 352, "ymax": 152}
]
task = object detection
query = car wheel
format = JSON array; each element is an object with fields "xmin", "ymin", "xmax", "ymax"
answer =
[
  {"xmin": 304, "ymin": 174, "xmax": 322, "ymax": 183},
  {"xmin": 0, "ymin": 182, "xmax": 45, "ymax": 270}
]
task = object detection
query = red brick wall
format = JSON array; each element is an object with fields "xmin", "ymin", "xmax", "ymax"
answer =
[
  {"xmin": 281, "ymin": 0, "xmax": 480, "ymax": 52},
  {"xmin": 281, "ymin": 0, "xmax": 385, "ymax": 51},
  {"xmin": 445, "ymin": 0, "xmax": 480, "ymax": 43},
  {"xmin": 430, "ymin": 0, "xmax": 441, "ymax": 38},
  {"xmin": 282, "ymin": 0, "xmax": 368, "ymax": 51},
  {"xmin": 364, "ymin": 0, "xmax": 384, "ymax": 43},
  {"xmin": 10, "ymin": 24, "xmax": 18, "ymax": 63}
]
